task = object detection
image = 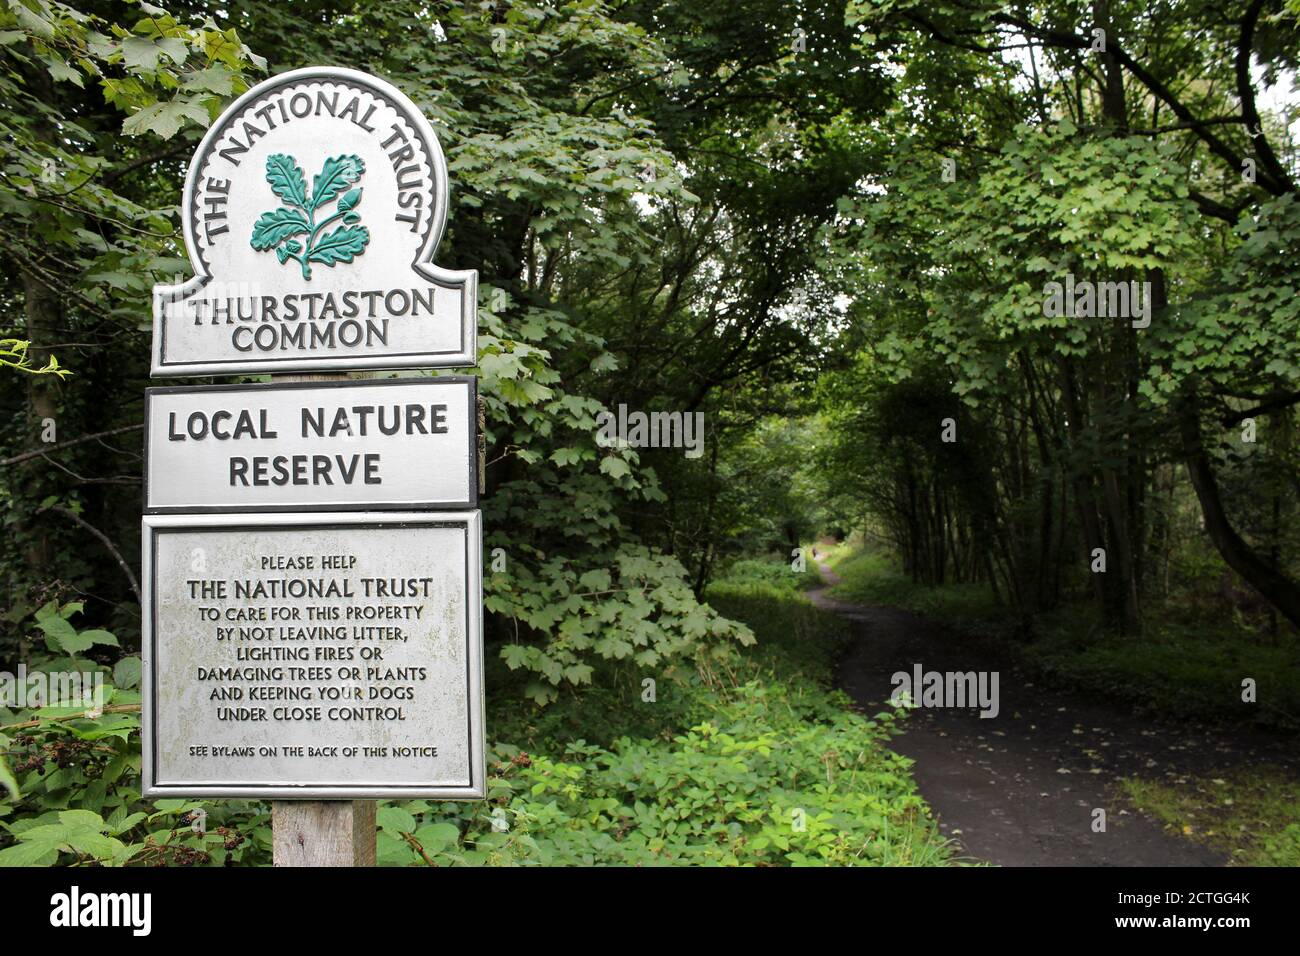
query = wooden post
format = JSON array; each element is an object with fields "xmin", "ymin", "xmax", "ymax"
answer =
[
  {"xmin": 272, "ymin": 800, "xmax": 376, "ymax": 867},
  {"xmin": 270, "ymin": 370, "xmax": 376, "ymax": 867}
]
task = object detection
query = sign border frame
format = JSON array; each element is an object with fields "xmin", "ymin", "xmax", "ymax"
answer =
[
  {"xmin": 143, "ymin": 376, "xmax": 478, "ymax": 514},
  {"xmin": 140, "ymin": 510, "xmax": 486, "ymax": 800},
  {"xmin": 150, "ymin": 65, "xmax": 477, "ymax": 377}
]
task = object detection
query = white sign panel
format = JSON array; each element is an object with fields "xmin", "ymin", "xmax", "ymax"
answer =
[
  {"xmin": 144, "ymin": 378, "xmax": 476, "ymax": 513},
  {"xmin": 141, "ymin": 511, "xmax": 485, "ymax": 799},
  {"xmin": 152, "ymin": 67, "xmax": 477, "ymax": 376}
]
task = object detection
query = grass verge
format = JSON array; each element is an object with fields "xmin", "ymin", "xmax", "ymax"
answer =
[{"xmin": 1119, "ymin": 770, "xmax": 1300, "ymax": 866}]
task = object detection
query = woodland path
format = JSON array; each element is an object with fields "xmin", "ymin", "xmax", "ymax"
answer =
[{"xmin": 811, "ymin": 560, "xmax": 1296, "ymax": 866}]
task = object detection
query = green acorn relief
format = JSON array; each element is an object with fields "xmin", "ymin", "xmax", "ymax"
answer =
[{"xmin": 250, "ymin": 153, "xmax": 370, "ymax": 279}]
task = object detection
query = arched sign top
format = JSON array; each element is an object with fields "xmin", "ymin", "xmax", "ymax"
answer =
[{"xmin": 151, "ymin": 66, "xmax": 477, "ymax": 377}]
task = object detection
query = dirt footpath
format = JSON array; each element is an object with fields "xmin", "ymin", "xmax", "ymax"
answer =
[{"xmin": 810, "ymin": 563, "xmax": 1288, "ymax": 866}]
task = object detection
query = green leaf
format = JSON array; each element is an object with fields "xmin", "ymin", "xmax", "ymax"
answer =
[
  {"xmin": 4, "ymin": 810, "xmax": 122, "ymax": 865},
  {"xmin": 265, "ymin": 154, "xmax": 308, "ymax": 208},
  {"xmin": 51, "ymin": 627, "xmax": 116, "ymax": 653},
  {"xmin": 77, "ymin": 629, "xmax": 118, "ymax": 648},
  {"xmin": 106, "ymin": 810, "xmax": 146, "ymax": 836},
  {"xmin": 58, "ymin": 809, "xmax": 111, "ymax": 832},
  {"xmin": 183, "ymin": 66, "xmax": 235, "ymax": 95},
  {"xmin": 113, "ymin": 657, "xmax": 142, "ymax": 690},
  {"xmin": 34, "ymin": 601, "xmax": 60, "ymax": 623},
  {"xmin": 11, "ymin": 4, "xmax": 54, "ymax": 40},
  {"xmin": 41, "ymin": 55, "xmax": 83, "ymax": 87},
  {"xmin": 122, "ymin": 99, "xmax": 208, "ymax": 139},
  {"xmin": 376, "ymin": 806, "xmax": 416, "ymax": 835},
  {"xmin": 0, "ymin": 842, "xmax": 59, "ymax": 867},
  {"xmin": 309, "ymin": 155, "xmax": 365, "ymax": 211},
  {"xmin": 600, "ymin": 455, "xmax": 631, "ymax": 479},
  {"xmin": 307, "ymin": 225, "xmax": 370, "ymax": 266},
  {"xmin": 250, "ymin": 208, "xmax": 310, "ymax": 250},
  {"xmin": 578, "ymin": 568, "xmax": 611, "ymax": 590},
  {"xmin": 120, "ymin": 36, "xmax": 166, "ymax": 72},
  {"xmin": 36, "ymin": 616, "xmax": 78, "ymax": 654},
  {"xmin": 65, "ymin": 830, "xmax": 126, "ymax": 860},
  {"xmin": 154, "ymin": 37, "xmax": 190, "ymax": 67},
  {"xmin": 70, "ymin": 714, "xmax": 139, "ymax": 742},
  {"xmin": 413, "ymin": 822, "xmax": 460, "ymax": 853}
]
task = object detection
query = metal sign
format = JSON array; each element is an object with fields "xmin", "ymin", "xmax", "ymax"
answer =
[
  {"xmin": 141, "ymin": 511, "xmax": 485, "ymax": 799},
  {"xmin": 144, "ymin": 378, "xmax": 476, "ymax": 513},
  {"xmin": 151, "ymin": 67, "xmax": 477, "ymax": 377}
]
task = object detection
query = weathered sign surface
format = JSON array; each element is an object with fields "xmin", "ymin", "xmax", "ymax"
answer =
[
  {"xmin": 141, "ymin": 511, "xmax": 485, "ymax": 799},
  {"xmin": 144, "ymin": 377, "xmax": 476, "ymax": 513},
  {"xmin": 151, "ymin": 66, "xmax": 477, "ymax": 376}
]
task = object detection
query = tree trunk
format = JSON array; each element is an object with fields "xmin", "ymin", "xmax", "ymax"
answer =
[
  {"xmin": 1180, "ymin": 397, "xmax": 1300, "ymax": 628},
  {"xmin": 20, "ymin": 270, "xmax": 62, "ymax": 579}
]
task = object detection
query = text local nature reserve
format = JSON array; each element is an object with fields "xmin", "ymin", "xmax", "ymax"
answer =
[{"xmin": 167, "ymin": 401, "xmax": 448, "ymax": 486}]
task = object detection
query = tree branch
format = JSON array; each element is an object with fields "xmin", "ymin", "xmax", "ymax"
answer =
[
  {"xmin": 38, "ymin": 505, "xmax": 141, "ymax": 606},
  {"xmin": 989, "ymin": 11, "xmax": 1287, "ymax": 195},
  {"xmin": 1180, "ymin": 396, "xmax": 1300, "ymax": 628},
  {"xmin": 1, "ymin": 423, "xmax": 142, "ymax": 467},
  {"xmin": 101, "ymin": 139, "xmax": 193, "ymax": 185},
  {"xmin": 1221, "ymin": 389, "xmax": 1300, "ymax": 427},
  {"xmin": 1235, "ymin": 0, "xmax": 1293, "ymax": 193}
]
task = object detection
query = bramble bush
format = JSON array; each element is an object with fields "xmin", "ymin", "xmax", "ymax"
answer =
[{"xmin": 0, "ymin": 602, "xmax": 268, "ymax": 866}]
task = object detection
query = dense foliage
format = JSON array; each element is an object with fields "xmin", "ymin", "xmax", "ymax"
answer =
[{"xmin": 812, "ymin": 0, "xmax": 1300, "ymax": 645}]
